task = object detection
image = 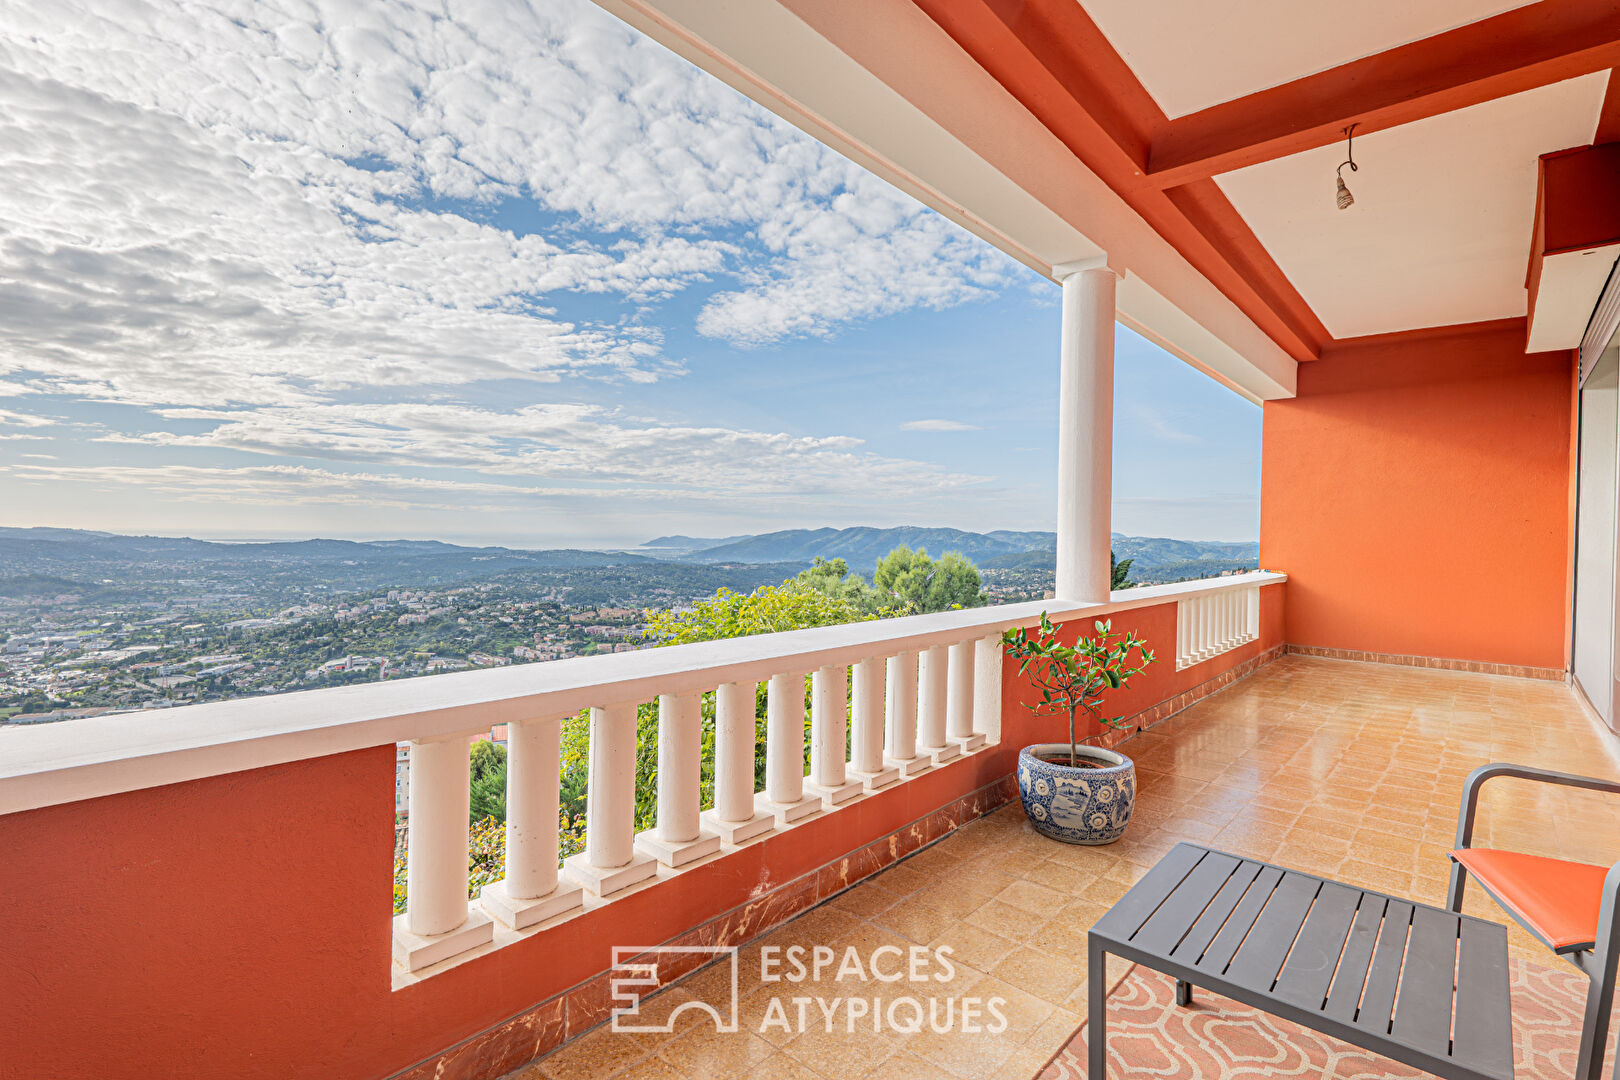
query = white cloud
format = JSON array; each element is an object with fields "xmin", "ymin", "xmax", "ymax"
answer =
[
  {"xmin": 0, "ymin": 408, "xmax": 52, "ymax": 428},
  {"xmin": 900, "ymin": 419, "xmax": 981, "ymax": 432},
  {"xmin": 0, "ymin": 0, "xmax": 1021, "ymax": 534},
  {"xmin": 99, "ymin": 401, "xmax": 986, "ymax": 500},
  {"xmin": 1128, "ymin": 405, "xmax": 1200, "ymax": 444},
  {"xmin": 0, "ymin": 0, "xmax": 1011, "ymax": 410}
]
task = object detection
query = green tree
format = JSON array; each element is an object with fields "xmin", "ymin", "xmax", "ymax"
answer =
[
  {"xmin": 1003, "ymin": 614, "xmax": 1155, "ymax": 766},
  {"xmin": 646, "ymin": 579, "xmax": 872, "ymax": 644},
  {"xmin": 1111, "ymin": 550, "xmax": 1134, "ymax": 590},
  {"xmin": 794, "ymin": 557, "xmax": 882, "ymax": 612},
  {"xmin": 468, "ymin": 740, "xmax": 507, "ymax": 823},
  {"xmin": 871, "ymin": 546, "xmax": 986, "ymax": 614}
]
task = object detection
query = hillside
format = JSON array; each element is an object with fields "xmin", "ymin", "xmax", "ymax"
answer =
[
  {"xmin": 662, "ymin": 526, "xmax": 1257, "ymax": 577},
  {"xmin": 0, "ymin": 529, "xmax": 678, "ymax": 604},
  {"xmin": 678, "ymin": 527, "xmax": 1050, "ymax": 571}
]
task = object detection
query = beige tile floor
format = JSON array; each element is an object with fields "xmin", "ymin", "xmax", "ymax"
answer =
[{"xmin": 514, "ymin": 655, "xmax": 1620, "ymax": 1080}]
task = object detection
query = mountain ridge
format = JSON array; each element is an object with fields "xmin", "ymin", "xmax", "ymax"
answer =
[{"xmin": 656, "ymin": 526, "xmax": 1257, "ymax": 574}]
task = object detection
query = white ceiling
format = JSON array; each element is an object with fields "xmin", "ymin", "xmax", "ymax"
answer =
[
  {"xmin": 1214, "ymin": 73, "xmax": 1606, "ymax": 339},
  {"xmin": 1080, "ymin": 0, "xmax": 1536, "ymax": 119}
]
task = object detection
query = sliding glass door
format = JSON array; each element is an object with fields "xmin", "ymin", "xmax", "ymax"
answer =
[{"xmin": 1573, "ymin": 332, "xmax": 1620, "ymax": 728}]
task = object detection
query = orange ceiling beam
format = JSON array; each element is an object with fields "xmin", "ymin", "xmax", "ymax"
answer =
[
  {"xmin": 911, "ymin": 0, "xmax": 1330, "ymax": 361},
  {"xmin": 1146, "ymin": 0, "xmax": 1620, "ymax": 188}
]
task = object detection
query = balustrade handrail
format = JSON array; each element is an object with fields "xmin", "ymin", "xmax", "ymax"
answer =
[{"xmin": 0, "ymin": 571, "xmax": 1283, "ymax": 815}]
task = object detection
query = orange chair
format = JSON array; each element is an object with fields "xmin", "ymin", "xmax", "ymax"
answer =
[{"xmin": 1447, "ymin": 763, "xmax": 1620, "ymax": 1080}]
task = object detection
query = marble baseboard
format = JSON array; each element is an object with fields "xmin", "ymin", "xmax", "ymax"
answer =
[
  {"xmin": 1285, "ymin": 642, "xmax": 1566, "ymax": 682},
  {"xmin": 384, "ymin": 774, "xmax": 1019, "ymax": 1080}
]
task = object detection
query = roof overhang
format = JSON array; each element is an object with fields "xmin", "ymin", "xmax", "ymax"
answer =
[
  {"xmin": 1527, "ymin": 143, "xmax": 1620, "ymax": 352},
  {"xmin": 594, "ymin": 0, "xmax": 1297, "ymax": 401},
  {"xmin": 593, "ymin": 0, "xmax": 1620, "ymax": 400}
]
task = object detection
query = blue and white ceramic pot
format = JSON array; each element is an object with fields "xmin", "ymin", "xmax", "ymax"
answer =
[{"xmin": 1017, "ymin": 743, "xmax": 1135, "ymax": 844}]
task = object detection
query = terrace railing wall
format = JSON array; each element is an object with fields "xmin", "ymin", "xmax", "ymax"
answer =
[{"xmin": 0, "ymin": 571, "xmax": 1284, "ymax": 1080}]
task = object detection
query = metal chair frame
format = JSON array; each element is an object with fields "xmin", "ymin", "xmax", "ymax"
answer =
[{"xmin": 1447, "ymin": 763, "xmax": 1620, "ymax": 1080}]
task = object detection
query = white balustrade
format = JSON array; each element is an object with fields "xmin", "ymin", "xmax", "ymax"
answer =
[
  {"xmin": 564, "ymin": 704, "xmax": 656, "ymax": 896},
  {"xmin": 758, "ymin": 671, "xmax": 819, "ymax": 823},
  {"xmin": 479, "ymin": 717, "xmax": 582, "ymax": 929},
  {"xmin": 848, "ymin": 657, "xmax": 898, "ymax": 790},
  {"xmin": 703, "ymin": 680, "xmax": 773, "ymax": 843},
  {"xmin": 806, "ymin": 664, "xmax": 862, "ymax": 806},
  {"xmin": 884, "ymin": 650, "xmax": 928, "ymax": 776},
  {"xmin": 973, "ymin": 633, "xmax": 1003, "ymax": 743},
  {"xmin": 0, "ymin": 571, "xmax": 1282, "ymax": 980},
  {"xmin": 636, "ymin": 693, "xmax": 720, "ymax": 867},
  {"xmin": 916, "ymin": 645, "xmax": 959, "ymax": 765},
  {"xmin": 1176, "ymin": 582, "xmax": 1261, "ymax": 670},
  {"xmin": 394, "ymin": 734, "xmax": 493, "ymax": 971},
  {"xmin": 947, "ymin": 639, "xmax": 985, "ymax": 752}
]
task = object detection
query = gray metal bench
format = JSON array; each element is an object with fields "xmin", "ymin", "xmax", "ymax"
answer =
[{"xmin": 1088, "ymin": 842, "xmax": 1513, "ymax": 1080}]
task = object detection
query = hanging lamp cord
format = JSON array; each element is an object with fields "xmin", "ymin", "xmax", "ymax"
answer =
[{"xmin": 1338, "ymin": 123, "xmax": 1359, "ymax": 181}]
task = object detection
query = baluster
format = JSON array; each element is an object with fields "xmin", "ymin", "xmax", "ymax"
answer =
[
  {"xmin": 1247, "ymin": 585, "xmax": 1260, "ymax": 641},
  {"xmin": 702, "ymin": 681, "xmax": 774, "ymax": 844},
  {"xmin": 394, "ymin": 734, "xmax": 493, "ymax": 972},
  {"xmin": 1227, "ymin": 591, "xmax": 1240, "ymax": 647},
  {"xmin": 637, "ymin": 693, "xmax": 721, "ymax": 867},
  {"xmin": 758, "ymin": 671, "xmax": 819, "ymax": 824},
  {"xmin": 972, "ymin": 633, "xmax": 1003, "ymax": 743},
  {"xmin": 916, "ymin": 645, "xmax": 959, "ymax": 765},
  {"xmin": 884, "ymin": 650, "xmax": 929, "ymax": 776},
  {"xmin": 480, "ymin": 717, "xmax": 582, "ymax": 929},
  {"xmin": 1199, "ymin": 595, "xmax": 1216, "ymax": 660},
  {"xmin": 1218, "ymin": 591, "xmax": 1233, "ymax": 649},
  {"xmin": 947, "ymin": 639, "xmax": 985, "ymax": 751},
  {"xmin": 806, "ymin": 664, "xmax": 863, "ymax": 806},
  {"xmin": 563, "ymin": 704, "xmax": 656, "ymax": 896},
  {"xmin": 1176, "ymin": 599, "xmax": 1189, "ymax": 669},
  {"xmin": 848, "ymin": 657, "xmax": 899, "ymax": 789}
]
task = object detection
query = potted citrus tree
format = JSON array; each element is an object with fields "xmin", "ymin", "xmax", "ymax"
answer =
[{"xmin": 1003, "ymin": 614, "xmax": 1154, "ymax": 844}]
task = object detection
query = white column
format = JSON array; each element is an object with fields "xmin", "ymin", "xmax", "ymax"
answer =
[
  {"xmin": 393, "ymin": 734, "xmax": 493, "ymax": 972},
  {"xmin": 479, "ymin": 718, "xmax": 582, "ymax": 929},
  {"xmin": 884, "ymin": 650, "xmax": 927, "ymax": 776},
  {"xmin": 947, "ymin": 639, "xmax": 985, "ymax": 751},
  {"xmin": 849, "ymin": 657, "xmax": 898, "ymax": 789},
  {"xmin": 916, "ymin": 645, "xmax": 959, "ymax": 765},
  {"xmin": 1055, "ymin": 263, "xmax": 1117, "ymax": 603},
  {"xmin": 637, "ymin": 693, "xmax": 720, "ymax": 867},
  {"xmin": 563, "ymin": 704, "xmax": 655, "ymax": 896},
  {"xmin": 972, "ymin": 634, "xmax": 1003, "ymax": 744},
  {"xmin": 805, "ymin": 664, "xmax": 862, "ymax": 806},
  {"xmin": 703, "ymin": 681, "xmax": 773, "ymax": 844},
  {"xmin": 758, "ymin": 672, "xmax": 819, "ymax": 824}
]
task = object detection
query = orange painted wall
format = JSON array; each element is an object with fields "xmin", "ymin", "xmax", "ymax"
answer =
[
  {"xmin": 0, "ymin": 593, "xmax": 1280, "ymax": 1079},
  {"xmin": 1261, "ymin": 320, "xmax": 1575, "ymax": 669},
  {"xmin": 1003, "ymin": 584, "xmax": 1284, "ymax": 746}
]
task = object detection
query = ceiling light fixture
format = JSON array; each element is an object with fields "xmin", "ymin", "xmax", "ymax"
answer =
[{"xmin": 1335, "ymin": 123, "xmax": 1359, "ymax": 210}]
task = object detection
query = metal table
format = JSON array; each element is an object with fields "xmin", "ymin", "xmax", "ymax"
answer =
[{"xmin": 1087, "ymin": 842, "xmax": 1514, "ymax": 1080}]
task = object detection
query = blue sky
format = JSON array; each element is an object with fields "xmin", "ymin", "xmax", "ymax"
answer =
[{"xmin": 0, "ymin": 0, "xmax": 1259, "ymax": 548}]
